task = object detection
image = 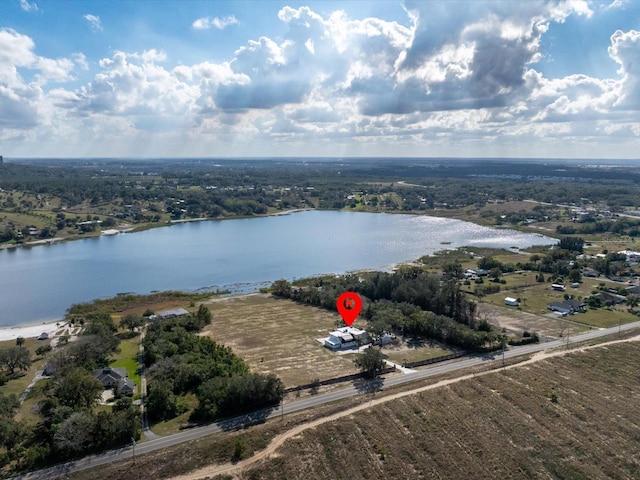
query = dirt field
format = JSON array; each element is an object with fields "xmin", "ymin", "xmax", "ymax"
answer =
[
  {"xmin": 476, "ymin": 303, "xmax": 590, "ymax": 339},
  {"xmin": 200, "ymin": 294, "xmax": 362, "ymax": 388},
  {"xmin": 230, "ymin": 339, "xmax": 640, "ymax": 480}
]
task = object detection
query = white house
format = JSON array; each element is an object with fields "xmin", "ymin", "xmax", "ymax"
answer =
[
  {"xmin": 504, "ymin": 297, "xmax": 519, "ymax": 307},
  {"xmin": 324, "ymin": 327, "xmax": 370, "ymax": 350}
]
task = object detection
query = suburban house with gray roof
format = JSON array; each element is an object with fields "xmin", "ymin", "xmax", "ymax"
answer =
[
  {"xmin": 548, "ymin": 298, "xmax": 587, "ymax": 315},
  {"xmin": 93, "ymin": 367, "xmax": 135, "ymax": 396}
]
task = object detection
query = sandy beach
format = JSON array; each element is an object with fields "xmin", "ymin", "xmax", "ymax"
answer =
[{"xmin": 0, "ymin": 321, "xmax": 64, "ymax": 342}]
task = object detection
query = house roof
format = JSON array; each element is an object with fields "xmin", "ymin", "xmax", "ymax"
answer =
[
  {"xmin": 118, "ymin": 378, "xmax": 135, "ymax": 392},
  {"xmin": 329, "ymin": 327, "xmax": 367, "ymax": 338},
  {"xmin": 93, "ymin": 367, "xmax": 128, "ymax": 385},
  {"xmin": 155, "ymin": 308, "xmax": 190, "ymax": 319},
  {"xmin": 549, "ymin": 299, "xmax": 585, "ymax": 310},
  {"xmin": 593, "ymin": 292, "xmax": 626, "ymax": 304},
  {"xmin": 627, "ymin": 285, "xmax": 640, "ymax": 295}
]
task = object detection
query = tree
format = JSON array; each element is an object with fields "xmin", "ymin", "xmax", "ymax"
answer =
[
  {"xmin": 442, "ymin": 261, "xmax": 463, "ymax": 280},
  {"xmin": 568, "ymin": 268, "xmax": 582, "ymax": 284},
  {"xmin": 366, "ymin": 317, "xmax": 391, "ymax": 347},
  {"xmin": 354, "ymin": 347, "xmax": 386, "ymax": 379},
  {"xmin": 271, "ymin": 279, "xmax": 292, "ymax": 298},
  {"xmin": 15, "ymin": 337, "xmax": 25, "ymax": 348},
  {"xmin": 193, "ymin": 373, "xmax": 284, "ymax": 421},
  {"xmin": 120, "ymin": 313, "xmax": 143, "ymax": 333},
  {"xmin": 53, "ymin": 368, "xmax": 103, "ymax": 409},
  {"xmin": 196, "ymin": 304, "xmax": 212, "ymax": 326},
  {"xmin": 478, "ymin": 256, "xmax": 502, "ymax": 271},
  {"xmin": 558, "ymin": 236, "xmax": 584, "ymax": 253},
  {"xmin": 35, "ymin": 345, "xmax": 52, "ymax": 357},
  {"xmin": 626, "ymin": 294, "xmax": 640, "ymax": 313},
  {"xmin": 146, "ymin": 380, "xmax": 184, "ymax": 422},
  {"xmin": 0, "ymin": 347, "xmax": 31, "ymax": 376},
  {"xmin": 489, "ymin": 267, "xmax": 502, "ymax": 282},
  {"xmin": 53, "ymin": 412, "xmax": 96, "ymax": 454}
]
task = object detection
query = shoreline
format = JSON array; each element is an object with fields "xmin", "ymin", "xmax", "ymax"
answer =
[
  {"xmin": 0, "ymin": 208, "xmax": 315, "ymax": 251},
  {"xmin": 0, "ymin": 320, "xmax": 65, "ymax": 342}
]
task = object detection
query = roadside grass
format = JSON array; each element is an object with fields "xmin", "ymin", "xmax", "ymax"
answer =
[
  {"xmin": 383, "ymin": 341, "xmax": 454, "ymax": 365},
  {"xmin": 149, "ymin": 393, "xmax": 199, "ymax": 437}
]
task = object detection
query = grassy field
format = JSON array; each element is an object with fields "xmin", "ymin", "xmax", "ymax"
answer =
[
  {"xmin": 242, "ymin": 340, "xmax": 640, "ymax": 480},
  {"xmin": 201, "ymin": 294, "xmax": 362, "ymax": 388},
  {"xmin": 202, "ymin": 294, "xmax": 455, "ymax": 388}
]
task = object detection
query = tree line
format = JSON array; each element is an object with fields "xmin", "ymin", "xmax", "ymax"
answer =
[
  {"xmin": 271, "ymin": 268, "xmax": 503, "ymax": 352},
  {"xmin": 143, "ymin": 305, "xmax": 284, "ymax": 424}
]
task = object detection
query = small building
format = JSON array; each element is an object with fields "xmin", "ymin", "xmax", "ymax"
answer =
[
  {"xmin": 150, "ymin": 308, "xmax": 190, "ymax": 321},
  {"xmin": 504, "ymin": 297, "xmax": 519, "ymax": 307},
  {"xmin": 551, "ymin": 284, "xmax": 566, "ymax": 292},
  {"xmin": 324, "ymin": 327, "xmax": 370, "ymax": 350}
]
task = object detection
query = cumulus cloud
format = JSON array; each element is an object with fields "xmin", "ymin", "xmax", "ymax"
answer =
[
  {"xmin": 192, "ymin": 15, "xmax": 238, "ymax": 30},
  {"xmin": 609, "ymin": 29, "xmax": 640, "ymax": 108},
  {"xmin": 3, "ymin": 3, "xmax": 640, "ymax": 158},
  {"xmin": 84, "ymin": 14, "xmax": 103, "ymax": 32},
  {"xmin": 0, "ymin": 28, "xmax": 76, "ymax": 130}
]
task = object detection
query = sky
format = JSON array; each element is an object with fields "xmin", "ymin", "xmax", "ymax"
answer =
[{"xmin": 1, "ymin": 0, "xmax": 640, "ymax": 159}]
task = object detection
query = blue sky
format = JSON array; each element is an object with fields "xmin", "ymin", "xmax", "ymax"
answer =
[{"xmin": 1, "ymin": 0, "xmax": 640, "ymax": 159}]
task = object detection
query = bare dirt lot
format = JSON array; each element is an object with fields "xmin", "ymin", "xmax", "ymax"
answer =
[
  {"xmin": 230, "ymin": 338, "xmax": 640, "ymax": 480},
  {"xmin": 200, "ymin": 294, "xmax": 361, "ymax": 388}
]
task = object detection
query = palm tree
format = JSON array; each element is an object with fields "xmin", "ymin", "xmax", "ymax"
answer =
[{"xmin": 626, "ymin": 294, "xmax": 640, "ymax": 313}]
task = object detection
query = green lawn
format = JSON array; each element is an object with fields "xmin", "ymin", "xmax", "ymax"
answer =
[{"xmin": 110, "ymin": 333, "xmax": 141, "ymax": 387}]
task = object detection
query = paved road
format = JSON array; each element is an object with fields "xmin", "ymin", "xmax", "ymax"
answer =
[{"xmin": 12, "ymin": 320, "xmax": 640, "ymax": 480}]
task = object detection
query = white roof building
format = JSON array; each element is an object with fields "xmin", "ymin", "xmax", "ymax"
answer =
[{"xmin": 324, "ymin": 327, "xmax": 370, "ymax": 350}]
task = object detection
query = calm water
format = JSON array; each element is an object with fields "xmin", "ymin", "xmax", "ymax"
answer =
[{"xmin": 0, "ymin": 211, "xmax": 554, "ymax": 325}]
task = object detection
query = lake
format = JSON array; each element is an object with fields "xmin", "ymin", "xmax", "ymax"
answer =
[{"xmin": 0, "ymin": 210, "xmax": 554, "ymax": 325}]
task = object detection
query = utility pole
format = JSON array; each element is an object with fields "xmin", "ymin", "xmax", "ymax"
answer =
[
  {"xmin": 619, "ymin": 317, "xmax": 622, "ymax": 337},
  {"xmin": 131, "ymin": 437, "xmax": 136, "ymax": 463}
]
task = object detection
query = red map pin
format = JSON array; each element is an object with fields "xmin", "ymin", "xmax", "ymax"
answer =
[{"xmin": 336, "ymin": 292, "xmax": 362, "ymax": 327}]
